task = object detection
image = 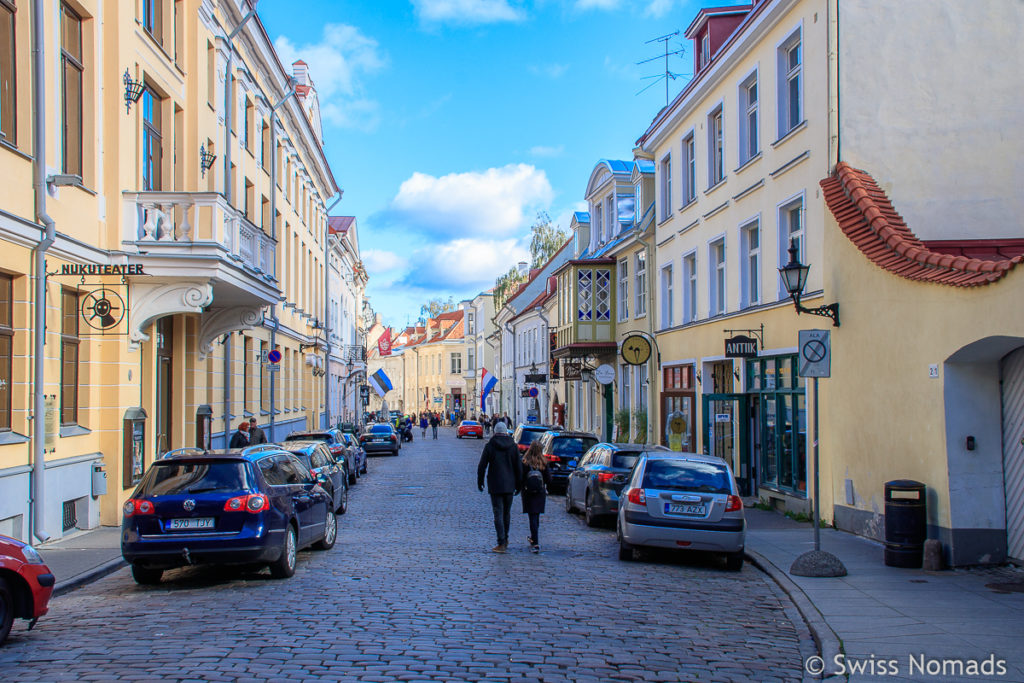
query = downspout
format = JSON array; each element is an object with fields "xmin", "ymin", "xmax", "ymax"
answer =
[
  {"xmin": 323, "ymin": 194, "xmax": 342, "ymax": 429},
  {"xmin": 636, "ymin": 225, "xmax": 655, "ymax": 445},
  {"xmin": 267, "ymin": 81, "xmax": 295, "ymax": 441},
  {"xmin": 29, "ymin": 0, "xmax": 53, "ymax": 543}
]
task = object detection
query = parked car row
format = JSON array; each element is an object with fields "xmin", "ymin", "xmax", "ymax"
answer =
[
  {"xmin": 120, "ymin": 425, "xmax": 380, "ymax": 586},
  {"xmin": 511, "ymin": 424, "xmax": 747, "ymax": 571}
]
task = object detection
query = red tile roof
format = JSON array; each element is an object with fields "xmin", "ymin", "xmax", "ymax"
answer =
[
  {"xmin": 328, "ymin": 216, "xmax": 355, "ymax": 234},
  {"xmin": 821, "ymin": 163, "xmax": 1023, "ymax": 287}
]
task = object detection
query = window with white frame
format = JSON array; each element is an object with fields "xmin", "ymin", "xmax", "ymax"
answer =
[
  {"xmin": 778, "ymin": 29, "xmax": 802, "ymax": 137},
  {"xmin": 700, "ymin": 33, "xmax": 710, "ymax": 70},
  {"xmin": 634, "ymin": 183, "xmax": 642, "ymax": 223},
  {"xmin": 605, "ymin": 196, "xmax": 614, "ymax": 241},
  {"xmin": 620, "ymin": 364, "xmax": 631, "ymax": 410},
  {"xmin": 778, "ymin": 196, "xmax": 805, "ymax": 298},
  {"xmin": 593, "ymin": 202, "xmax": 603, "ymax": 246},
  {"xmin": 683, "ymin": 252, "xmax": 698, "ymax": 322},
  {"xmin": 681, "ymin": 133, "xmax": 696, "ymax": 205},
  {"xmin": 450, "ymin": 352, "xmax": 462, "ymax": 375},
  {"xmin": 660, "ymin": 264, "xmax": 674, "ymax": 329},
  {"xmin": 707, "ymin": 106, "xmax": 724, "ymax": 187},
  {"xmin": 659, "ymin": 155, "xmax": 672, "ymax": 220},
  {"xmin": 740, "ymin": 219, "xmax": 760, "ymax": 308},
  {"xmin": 467, "ymin": 346, "xmax": 475, "ymax": 371},
  {"xmin": 638, "ymin": 363, "xmax": 648, "ymax": 412},
  {"xmin": 617, "ymin": 258, "xmax": 629, "ymax": 321},
  {"xmin": 467, "ymin": 311, "xmax": 475, "ymax": 335},
  {"xmin": 739, "ymin": 73, "xmax": 758, "ymax": 164},
  {"xmin": 634, "ymin": 251, "xmax": 647, "ymax": 317},
  {"xmin": 709, "ymin": 238, "xmax": 726, "ymax": 315}
]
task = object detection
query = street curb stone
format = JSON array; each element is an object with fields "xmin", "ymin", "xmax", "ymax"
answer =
[
  {"xmin": 53, "ymin": 557, "xmax": 127, "ymax": 597},
  {"xmin": 745, "ymin": 548, "xmax": 844, "ymax": 681}
]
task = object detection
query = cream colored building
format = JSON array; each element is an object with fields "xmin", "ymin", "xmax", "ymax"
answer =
[{"xmin": 0, "ymin": 0, "xmax": 341, "ymax": 541}]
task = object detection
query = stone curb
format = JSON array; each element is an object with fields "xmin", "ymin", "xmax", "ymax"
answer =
[
  {"xmin": 53, "ymin": 557, "xmax": 127, "ymax": 598},
  {"xmin": 745, "ymin": 548, "xmax": 845, "ymax": 681}
]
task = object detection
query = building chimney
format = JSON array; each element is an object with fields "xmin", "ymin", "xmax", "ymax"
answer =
[
  {"xmin": 517, "ymin": 261, "xmax": 528, "ymax": 276},
  {"xmin": 292, "ymin": 60, "xmax": 309, "ymax": 86}
]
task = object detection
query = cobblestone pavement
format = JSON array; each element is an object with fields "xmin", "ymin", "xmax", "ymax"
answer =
[{"xmin": 2, "ymin": 429, "xmax": 813, "ymax": 682}]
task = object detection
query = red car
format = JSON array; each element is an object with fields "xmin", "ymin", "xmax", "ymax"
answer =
[
  {"xmin": 456, "ymin": 420, "xmax": 484, "ymax": 439},
  {"xmin": 0, "ymin": 535, "xmax": 55, "ymax": 645}
]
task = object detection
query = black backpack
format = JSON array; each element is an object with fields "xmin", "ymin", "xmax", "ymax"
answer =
[{"xmin": 524, "ymin": 467, "xmax": 545, "ymax": 495}]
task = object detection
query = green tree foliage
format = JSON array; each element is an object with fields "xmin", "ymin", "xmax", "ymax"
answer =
[
  {"xmin": 529, "ymin": 211, "xmax": 568, "ymax": 268},
  {"xmin": 420, "ymin": 296, "xmax": 458, "ymax": 319},
  {"xmin": 493, "ymin": 266, "xmax": 527, "ymax": 311}
]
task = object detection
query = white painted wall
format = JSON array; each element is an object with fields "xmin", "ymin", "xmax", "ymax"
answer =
[{"xmin": 839, "ymin": 0, "xmax": 1024, "ymax": 239}]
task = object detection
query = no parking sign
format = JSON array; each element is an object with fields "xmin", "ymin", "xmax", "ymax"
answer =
[{"xmin": 798, "ymin": 330, "xmax": 831, "ymax": 378}]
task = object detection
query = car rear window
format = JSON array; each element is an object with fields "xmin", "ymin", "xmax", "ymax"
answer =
[
  {"xmin": 285, "ymin": 433, "xmax": 330, "ymax": 442},
  {"xmin": 552, "ymin": 437, "xmax": 597, "ymax": 456},
  {"xmin": 612, "ymin": 452, "xmax": 641, "ymax": 469},
  {"xmin": 289, "ymin": 452, "xmax": 313, "ymax": 470},
  {"xmin": 517, "ymin": 430, "xmax": 544, "ymax": 445},
  {"xmin": 462, "ymin": 421, "xmax": 479, "ymax": 426},
  {"xmin": 370, "ymin": 425, "xmax": 393, "ymax": 433},
  {"xmin": 139, "ymin": 461, "xmax": 252, "ymax": 496},
  {"xmin": 642, "ymin": 459, "xmax": 732, "ymax": 494}
]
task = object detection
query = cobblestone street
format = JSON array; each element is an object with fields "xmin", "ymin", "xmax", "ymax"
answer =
[{"xmin": 2, "ymin": 430, "xmax": 812, "ymax": 682}]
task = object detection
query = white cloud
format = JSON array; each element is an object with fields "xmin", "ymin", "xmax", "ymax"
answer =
[
  {"xmin": 575, "ymin": 0, "xmax": 620, "ymax": 10},
  {"xmin": 386, "ymin": 164, "xmax": 554, "ymax": 238},
  {"xmin": 362, "ymin": 249, "xmax": 408, "ymax": 275},
  {"xmin": 643, "ymin": 0, "xmax": 675, "ymax": 18},
  {"xmin": 402, "ymin": 238, "xmax": 531, "ymax": 289},
  {"xmin": 529, "ymin": 145, "xmax": 564, "ymax": 158},
  {"xmin": 528, "ymin": 63, "xmax": 569, "ymax": 79},
  {"xmin": 412, "ymin": 0, "xmax": 525, "ymax": 25},
  {"xmin": 274, "ymin": 24, "xmax": 386, "ymax": 131}
]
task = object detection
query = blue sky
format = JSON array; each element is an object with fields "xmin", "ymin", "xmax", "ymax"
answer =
[{"xmin": 259, "ymin": 0, "xmax": 743, "ymax": 328}]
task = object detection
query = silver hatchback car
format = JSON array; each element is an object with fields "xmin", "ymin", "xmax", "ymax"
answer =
[{"xmin": 617, "ymin": 451, "xmax": 745, "ymax": 570}]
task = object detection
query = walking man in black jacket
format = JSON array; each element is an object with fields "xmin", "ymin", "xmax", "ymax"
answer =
[{"xmin": 477, "ymin": 422, "xmax": 522, "ymax": 553}]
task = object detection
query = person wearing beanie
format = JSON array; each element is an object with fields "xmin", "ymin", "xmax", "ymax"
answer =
[{"xmin": 477, "ymin": 421, "xmax": 522, "ymax": 553}]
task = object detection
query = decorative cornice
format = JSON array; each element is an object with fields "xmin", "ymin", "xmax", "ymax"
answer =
[
  {"xmin": 129, "ymin": 280, "xmax": 214, "ymax": 350},
  {"xmin": 198, "ymin": 306, "xmax": 265, "ymax": 360}
]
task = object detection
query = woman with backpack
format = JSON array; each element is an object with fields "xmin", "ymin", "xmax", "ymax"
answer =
[{"xmin": 520, "ymin": 441, "xmax": 552, "ymax": 554}]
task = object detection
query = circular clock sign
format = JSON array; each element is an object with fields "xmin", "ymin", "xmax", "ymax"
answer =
[{"xmin": 621, "ymin": 334, "xmax": 652, "ymax": 365}]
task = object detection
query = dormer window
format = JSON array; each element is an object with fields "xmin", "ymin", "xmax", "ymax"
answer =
[{"xmin": 700, "ymin": 34, "xmax": 710, "ymax": 70}]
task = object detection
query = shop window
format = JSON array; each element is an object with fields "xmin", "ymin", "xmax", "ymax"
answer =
[{"xmin": 60, "ymin": 288, "xmax": 80, "ymax": 424}]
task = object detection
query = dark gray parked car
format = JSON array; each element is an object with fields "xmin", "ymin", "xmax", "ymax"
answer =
[
  {"xmin": 285, "ymin": 441, "xmax": 348, "ymax": 515},
  {"xmin": 565, "ymin": 443, "xmax": 666, "ymax": 527},
  {"xmin": 360, "ymin": 423, "xmax": 400, "ymax": 456}
]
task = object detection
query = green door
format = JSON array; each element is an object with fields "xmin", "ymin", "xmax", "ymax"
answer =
[{"xmin": 702, "ymin": 393, "xmax": 752, "ymax": 496}]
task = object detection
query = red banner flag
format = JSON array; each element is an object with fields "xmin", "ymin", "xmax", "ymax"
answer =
[{"xmin": 377, "ymin": 328, "xmax": 392, "ymax": 356}]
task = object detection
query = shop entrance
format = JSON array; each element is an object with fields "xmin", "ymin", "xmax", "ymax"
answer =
[
  {"xmin": 702, "ymin": 393, "xmax": 752, "ymax": 495},
  {"xmin": 155, "ymin": 317, "xmax": 173, "ymax": 458}
]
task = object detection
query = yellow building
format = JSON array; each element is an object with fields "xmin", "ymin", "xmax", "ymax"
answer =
[{"xmin": 0, "ymin": 0, "xmax": 340, "ymax": 542}]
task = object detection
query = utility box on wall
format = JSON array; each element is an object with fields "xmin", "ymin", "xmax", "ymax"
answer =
[
  {"xmin": 196, "ymin": 404, "xmax": 213, "ymax": 450},
  {"xmin": 91, "ymin": 462, "xmax": 107, "ymax": 497},
  {"xmin": 122, "ymin": 407, "xmax": 147, "ymax": 489}
]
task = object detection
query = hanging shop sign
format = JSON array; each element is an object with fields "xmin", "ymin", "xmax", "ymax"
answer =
[
  {"xmin": 524, "ymin": 373, "xmax": 547, "ymax": 384},
  {"xmin": 621, "ymin": 335, "xmax": 652, "ymax": 365},
  {"xmin": 59, "ymin": 264, "xmax": 146, "ymax": 276},
  {"xmin": 594, "ymin": 364, "xmax": 615, "ymax": 385},
  {"xmin": 725, "ymin": 334, "xmax": 758, "ymax": 358},
  {"xmin": 563, "ymin": 362, "xmax": 582, "ymax": 381},
  {"xmin": 549, "ymin": 332, "xmax": 560, "ymax": 379}
]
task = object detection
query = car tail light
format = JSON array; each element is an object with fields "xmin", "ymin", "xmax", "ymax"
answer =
[
  {"xmin": 596, "ymin": 472, "xmax": 615, "ymax": 483},
  {"xmin": 725, "ymin": 495, "xmax": 743, "ymax": 512},
  {"xmin": 626, "ymin": 488, "xmax": 646, "ymax": 505},
  {"xmin": 390, "ymin": 435, "xmax": 397, "ymax": 442},
  {"xmin": 224, "ymin": 494, "xmax": 270, "ymax": 513},
  {"xmin": 543, "ymin": 453, "xmax": 559, "ymax": 462},
  {"xmin": 518, "ymin": 444, "xmax": 528, "ymax": 452},
  {"xmin": 123, "ymin": 499, "xmax": 155, "ymax": 517}
]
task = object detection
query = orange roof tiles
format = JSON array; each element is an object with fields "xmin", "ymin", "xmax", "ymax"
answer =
[{"xmin": 821, "ymin": 163, "xmax": 1023, "ymax": 287}]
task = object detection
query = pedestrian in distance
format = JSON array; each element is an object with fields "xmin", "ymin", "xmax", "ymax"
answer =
[
  {"xmin": 420, "ymin": 414, "xmax": 428, "ymax": 439},
  {"xmin": 483, "ymin": 415, "xmax": 491, "ymax": 436},
  {"xmin": 477, "ymin": 422, "xmax": 523, "ymax": 553},
  {"xmin": 430, "ymin": 413, "xmax": 440, "ymax": 439},
  {"xmin": 520, "ymin": 441, "xmax": 552, "ymax": 554},
  {"xmin": 229, "ymin": 421, "xmax": 250, "ymax": 449},
  {"xmin": 248, "ymin": 417, "xmax": 267, "ymax": 445}
]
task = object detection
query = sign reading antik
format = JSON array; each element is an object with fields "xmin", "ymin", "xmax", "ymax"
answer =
[{"xmin": 725, "ymin": 334, "xmax": 758, "ymax": 358}]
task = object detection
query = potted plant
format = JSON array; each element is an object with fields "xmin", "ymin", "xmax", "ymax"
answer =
[{"xmin": 632, "ymin": 409, "xmax": 648, "ymax": 444}]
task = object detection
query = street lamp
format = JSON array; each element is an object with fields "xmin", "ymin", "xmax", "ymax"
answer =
[{"xmin": 778, "ymin": 239, "xmax": 840, "ymax": 327}]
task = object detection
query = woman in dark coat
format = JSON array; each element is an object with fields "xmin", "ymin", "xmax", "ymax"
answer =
[{"xmin": 520, "ymin": 441, "xmax": 552, "ymax": 554}]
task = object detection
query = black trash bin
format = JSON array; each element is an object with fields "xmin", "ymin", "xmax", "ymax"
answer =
[{"xmin": 884, "ymin": 480, "xmax": 927, "ymax": 568}]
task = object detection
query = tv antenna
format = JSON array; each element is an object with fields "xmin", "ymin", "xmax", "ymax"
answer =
[{"xmin": 637, "ymin": 31, "xmax": 687, "ymax": 106}]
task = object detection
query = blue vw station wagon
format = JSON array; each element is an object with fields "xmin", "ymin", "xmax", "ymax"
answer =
[{"xmin": 121, "ymin": 445, "xmax": 335, "ymax": 584}]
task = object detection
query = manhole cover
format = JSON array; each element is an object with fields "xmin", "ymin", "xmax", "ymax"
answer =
[{"xmin": 985, "ymin": 582, "xmax": 1024, "ymax": 594}]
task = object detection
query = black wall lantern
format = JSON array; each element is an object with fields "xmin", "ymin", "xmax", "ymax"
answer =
[
  {"xmin": 123, "ymin": 69, "xmax": 144, "ymax": 114},
  {"xmin": 200, "ymin": 144, "xmax": 217, "ymax": 177},
  {"xmin": 778, "ymin": 239, "xmax": 840, "ymax": 327}
]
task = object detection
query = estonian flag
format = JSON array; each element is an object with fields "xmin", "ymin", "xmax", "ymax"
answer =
[
  {"xmin": 369, "ymin": 368, "xmax": 393, "ymax": 398},
  {"xmin": 480, "ymin": 368, "xmax": 498, "ymax": 410}
]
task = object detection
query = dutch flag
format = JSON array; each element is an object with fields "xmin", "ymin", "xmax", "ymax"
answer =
[
  {"xmin": 368, "ymin": 368, "xmax": 393, "ymax": 398},
  {"xmin": 480, "ymin": 368, "xmax": 498, "ymax": 411}
]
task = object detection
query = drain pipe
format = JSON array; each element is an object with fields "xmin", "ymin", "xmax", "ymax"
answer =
[
  {"xmin": 323, "ymin": 194, "xmax": 342, "ymax": 429},
  {"xmin": 267, "ymin": 81, "xmax": 296, "ymax": 441},
  {"xmin": 29, "ymin": 0, "xmax": 53, "ymax": 544}
]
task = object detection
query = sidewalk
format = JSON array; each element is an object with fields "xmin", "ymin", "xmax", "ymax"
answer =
[
  {"xmin": 745, "ymin": 508, "xmax": 1024, "ymax": 681},
  {"xmin": 36, "ymin": 526, "xmax": 125, "ymax": 596}
]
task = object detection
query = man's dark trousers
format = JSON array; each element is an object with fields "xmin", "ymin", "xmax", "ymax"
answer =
[{"xmin": 490, "ymin": 493, "xmax": 514, "ymax": 546}]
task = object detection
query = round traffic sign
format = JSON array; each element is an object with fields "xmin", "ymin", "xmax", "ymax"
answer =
[
  {"xmin": 528, "ymin": 387, "xmax": 539, "ymax": 398},
  {"xmin": 802, "ymin": 340, "xmax": 827, "ymax": 363},
  {"xmin": 267, "ymin": 349, "xmax": 282, "ymax": 364}
]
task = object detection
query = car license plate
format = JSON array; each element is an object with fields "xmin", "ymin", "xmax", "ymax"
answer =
[
  {"xmin": 168, "ymin": 518, "xmax": 214, "ymax": 530},
  {"xmin": 666, "ymin": 503, "xmax": 706, "ymax": 515}
]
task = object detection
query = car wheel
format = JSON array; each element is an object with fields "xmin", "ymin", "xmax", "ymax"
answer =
[
  {"xmin": 336, "ymin": 482, "xmax": 349, "ymax": 515},
  {"xmin": 0, "ymin": 578, "xmax": 14, "ymax": 645},
  {"xmin": 565, "ymin": 489, "xmax": 574, "ymax": 514},
  {"xmin": 314, "ymin": 509, "xmax": 337, "ymax": 550},
  {"xmin": 269, "ymin": 524, "xmax": 298, "ymax": 579},
  {"xmin": 456, "ymin": 434, "xmax": 461, "ymax": 439},
  {"xmin": 131, "ymin": 564, "xmax": 163, "ymax": 585},
  {"xmin": 585, "ymin": 493, "xmax": 599, "ymax": 528},
  {"xmin": 617, "ymin": 523, "xmax": 634, "ymax": 561},
  {"xmin": 348, "ymin": 469, "xmax": 357, "ymax": 486},
  {"xmin": 725, "ymin": 552, "xmax": 744, "ymax": 571}
]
